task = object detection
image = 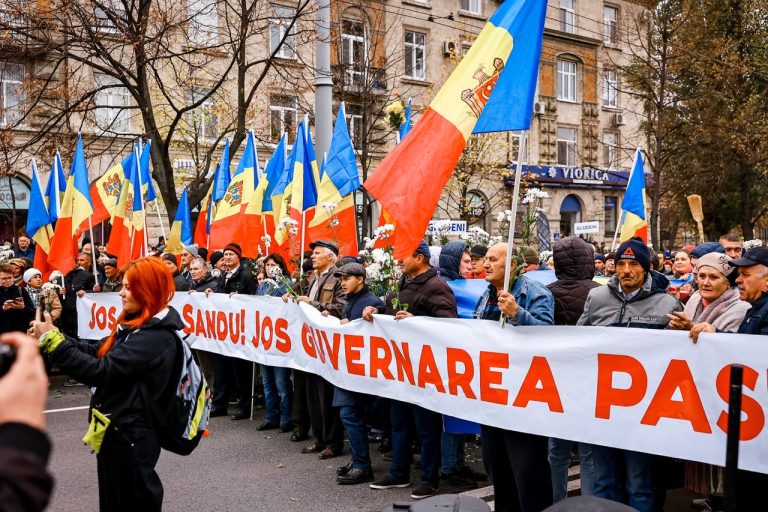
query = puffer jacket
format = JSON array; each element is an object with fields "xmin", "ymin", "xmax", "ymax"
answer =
[
  {"xmin": 192, "ymin": 273, "xmax": 220, "ymax": 292},
  {"xmin": 578, "ymin": 270, "xmax": 682, "ymax": 328},
  {"xmin": 48, "ymin": 307, "xmax": 181, "ymax": 428},
  {"xmin": 547, "ymin": 236, "xmax": 600, "ymax": 325},
  {"xmin": 383, "ymin": 267, "xmax": 457, "ymax": 318},
  {"xmin": 438, "ymin": 241, "xmax": 468, "ymax": 281}
]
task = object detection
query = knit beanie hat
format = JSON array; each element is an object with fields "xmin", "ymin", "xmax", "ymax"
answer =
[
  {"xmin": 615, "ymin": 237, "xmax": 651, "ymax": 272},
  {"xmin": 23, "ymin": 268, "xmax": 42, "ymax": 283},
  {"xmin": 223, "ymin": 243, "xmax": 243, "ymax": 259},
  {"xmin": 209, "ymin": 251, "xmax": 224, "ymax": 267},
  {"xmin": 183, "ymin": 243, "xmax": 199, "ymax": 258},
  {"xmin": 161, "ymin": 253, "xmax": 178, "ymax": 266}
]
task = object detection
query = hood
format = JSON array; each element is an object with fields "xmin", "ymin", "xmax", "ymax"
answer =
[
  {"xmin": 139, "ymin": 306, "xmax": 185, "ymax": 331},
  {"xmin": 439, "ymin": 241, "xmax": 468, "ymax": 281},
  {"xmin": 607, "ymin": 269, "xmax": 670, "ymax": 300},
  {"xmin": 553, "ymin": 236, "xmax": 595, "ymax": 281}
]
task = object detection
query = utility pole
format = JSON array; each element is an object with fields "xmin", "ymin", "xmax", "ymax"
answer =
[{"xmin": 314, "ymin": 0, "xmax": 333, "ymax": 157}]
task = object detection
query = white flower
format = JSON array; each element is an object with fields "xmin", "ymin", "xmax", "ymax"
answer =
[
  {"xmin": 329, "ymin": 219, "xmax": 340, "ymax": 228},
  {"xmin": 371, "ymin": 248, "xmax": 390, "ymax": 265},
  {"xmin": 522, "ymin": 187, "xmax": 549, "ymax": 204},
  {"xmin": 277, "ymin": 217, "xmax": 293, "ymax": 229},
  {"xmin": 496, "ymin": 210, "xmax": 513, "ymax": 223},
  {"xmin": 266, "ymin": 266, "xmax": 283, "ymax": 279},
  {"xmin": 358, "ymin": 249, "xmax": 370, "ymax": 258},
  {"xmin": 744, "ymin": 239, "xmax": 763, "ymax": 250},
  {"xmin": 366, "ymin": 262, "xmax": 382, "ymax": 281},
  {"xmin": 261, "ymin": 234, "xmax": 272, "ymax": 244},
  {"xmin": 363, "ymin": 237, "xmax": 375, "ymax": 250}
]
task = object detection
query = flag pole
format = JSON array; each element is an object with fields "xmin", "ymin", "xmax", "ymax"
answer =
[
  {"xmin": 500, "ymin": 131, "xmax": 528, "ymax": 329},
  {"xmin": 154, "ymin": 200, "xmax": 167, "ymax": 246},
  {"xmin": 261, "ymin": 215, "xmax": 270, "ymax": 256},
  {"xmin": 87, "ymin": 216, "xmax": 99, "ymax": 285},
  {"xmin": 299, "ymin": 209, "xmax": 306, "ymax": 281},
  {"xmin": 135, "ymin": 146, "xmax": 149, "ymax": 254},
  {"xmin": 611, "ymin": 209, "xmax": 624, "ymax": 251}
]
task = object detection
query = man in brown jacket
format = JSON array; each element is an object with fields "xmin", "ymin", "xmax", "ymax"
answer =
[{"xmin": 287, "ymin": 240, "xmax": 346, "ymax": 459}]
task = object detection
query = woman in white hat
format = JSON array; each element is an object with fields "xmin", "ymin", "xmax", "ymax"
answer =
[{"xmin": 24, "ymin": 268, "xmax": 62, "ymax": 322}]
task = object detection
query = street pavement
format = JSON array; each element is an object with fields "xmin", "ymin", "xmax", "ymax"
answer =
[{"xmin": 44, "ymin": 378, "xmax": 488, "ymax": 512}]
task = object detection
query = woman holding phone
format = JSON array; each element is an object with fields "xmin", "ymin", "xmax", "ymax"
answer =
[{"xmin": 0, "ymin": 262, "xmax": 35, "ymax": 335}]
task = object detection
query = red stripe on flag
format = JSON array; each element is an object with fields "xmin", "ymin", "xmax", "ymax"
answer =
[{"xmin": 48, "ymin": 217, "xmax": 79, "ymax": 274}]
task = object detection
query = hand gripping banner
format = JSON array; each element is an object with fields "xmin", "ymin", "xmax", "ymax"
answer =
[{"xmin": 78, "ymin": 292, "xmax": 768, "ymax": 474}]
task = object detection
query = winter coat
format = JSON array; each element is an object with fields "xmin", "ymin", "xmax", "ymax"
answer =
[
  {"xmin": 101, "ymin": 278, "xmax": 122, "ymax": 293},
  {"xmin": 14, "ymin": 245, "xmax": 35, "ymax": 259},
  {"xmin": 382, "ymin": 266, "xmax": 457, "ymax": 318},
  {"xmin": 577, "ymin": 270, "xmax": 682, "ymax": 328},
  {"xmin": 738, "ymin": 293, "xmax": 768, "ymax": 335},
  {"xmin": 257, "ymin": 280, "xmax": 288, "ymax": 297},
  {"xmin": 172, "ymin": 271, "xmax": 191, "ymax": 292},
  {"xmin": 438, "ymin": 241, "xmax": 468, "ymax": 281},
  {"xmin": 26, "ymin": 286, "xmax": 62, "ymax": 322},
  {"xmin": 683, "ymin": 287, "xmax": 751, "ymax": 333},
  {"xmin": 63, "ymin": 267, "xmax": 95, "ymax": 312},
  {"xmin": 221, "ymin": 266, "xmax": 257, "ymax": 295},
  {"xmin": 0, "ymin": 285, "xmax": 34, "ymax": 334},
  {"xmin": 0, "ymin": 423, "xmax": 53, "ymax": 512},
  {"xmin": 333, "ymin": 286, "xmax": 385, "ymax": 408},
  {"xmin": 48, "ymin": 307, "xmax": 181, "ymax": 429},
  {"xmin": 191, "ymin": 273, "xmax": 220, "ymax": 293},
  {"xmin": 474, "ymin": 275, "xmax": 554, "ymax": 325},
  {"xmin": 547, "ymin": 236, "xmax": 601, "ymax": 326},
  {"xmin": 305, "ymin": 266, "xmax": 346, "ymax": 319}
]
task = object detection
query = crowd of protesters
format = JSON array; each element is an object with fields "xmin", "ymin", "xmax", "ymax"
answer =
[{"xmin": 1, "ymin": 230, "xmax": 768, "ymax": 512}]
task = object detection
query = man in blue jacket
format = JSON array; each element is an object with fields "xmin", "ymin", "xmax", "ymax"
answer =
[{"xmin": 474, "ymin": 243, "xmax": 554, "ymax": 512}]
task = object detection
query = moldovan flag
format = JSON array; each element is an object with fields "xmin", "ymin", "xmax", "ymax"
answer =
[
  {"xmin": 362, "ymin": 0, "xmax": 547, "ymax": 258},
  {"xmin": 209, "ymin": 133, "xmax": 259, "ymax": 249},
  {"xmin": 107, "ymin": 147, "xmax": 145, "ymax": 267},
  {"xmin": 308, "ymin": 103, "xmax": 359, "ymax": 256},
  {"xmin": 618, "ymin": 148, "xmax": 648, "ymax": 243},
  {"xmin": 243, "ymin": 134, "xmax": 288, "ymax": 258},
  {"xmin": 26, "ymin": 160, "xmax": 54, "ymax": 278},
  {"xmin": 43, "ymin": 152, "xmax": 66, "ymax": 223},
  {"xmin": 193, "ymin": 162, "xmax": 223, "ymax": 248},
  {"xmin": 165, "ymin": 187, "xmax": 193, "ymax": 255},
  {"xmin": 139, "ymin": 140, "xmax": 157, "ymax": 202},
  {"xmin": 90, "ymin": 146, "xmax": 135, "ymax": 225},
  {"xmin": 48, "ymin": 134, "xmax": 95, "ymax": 273}
]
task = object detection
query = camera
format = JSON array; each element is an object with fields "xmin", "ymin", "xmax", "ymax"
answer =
[{"xmin": 0, "ymin": 343, "xmax": 16, "ymax": 378}]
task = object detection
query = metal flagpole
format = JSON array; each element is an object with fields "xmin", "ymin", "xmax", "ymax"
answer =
[
  {"xmin": 611, "ymin": 209, "xmax": 624, "ymax": 251},
  {"xmin": 299, "ymin": 209, "xmax": 306, "ymax": 281},
  {"xmin": 87, "ymin": 216, "xmax": 99, "ymax": 285},
  {"xmin": 500, "ymin": 131, "xmax": 528, "ymax": 329},
  {"xmin": 258, "ymin": 160, "xmax": 270, "ymax": 256},
  {"xmin": 154, "ymin": 200, "xmax": 167, "ymax": 246},
  {"xmin": 135, "ymin": 146, "xmax": 149, "ymax": 253}
]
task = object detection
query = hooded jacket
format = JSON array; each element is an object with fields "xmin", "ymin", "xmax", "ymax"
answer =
[
  {"xmin": 547, "ymin": 237, "xmax": 601, "ymax": 325},
  {"xmin": 172, "ymin": 271, "xmax": 191, "ymax": 292},
  {"xmin": 738, "ymin": 292, "xmax": 768, "ymax": 335},
  {"xmin": 578, "ymin": 270, "xmax": 682, "ymax": 328},
  {"xmin": 48, "ymin": 307, "xmax": 182, "ymax": 428},
  {"xmin": 438, "ymin": 241, "xmax": 468, "ymax": 281}
]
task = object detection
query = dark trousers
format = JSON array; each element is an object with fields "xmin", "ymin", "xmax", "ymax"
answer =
[
  {"xmin": 292, "ymin": 370, "xmax": 310, "ymax": 435},
  {"xmin": 340, "ymin": 405, "xmax": 371, "ymax": 469},
  {"xmin": 97, "ymin": 425, "xmax": 162, "ymax": 512},
  {"xmin": 305, "ymin": 373, "xmax": 343, "ymax": 452},
  {"xmin": 389, "ymin": 400, "xmax": 442, "ymax": 485},
  {"xmin": 211, "ymin": 355, "xmax": 252, "ymax": 414},
  {"xmin": 61, "ymin": 306, "xmax": 78, "ymax": 337},
  {"xmin": 481, "ymin": 426, "xmax": 553, "ymax": 512}
]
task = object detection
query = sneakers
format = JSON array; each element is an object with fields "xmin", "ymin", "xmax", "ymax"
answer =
[
  {"xmin": 410, "ymin": 482, "xmax": 439, "ymax": 499},
  {"xmin": 455, "ymin": 466, "xmax": 488, "ymax": 482},
  {"xmin": 369, "ymin": 474, "xmax": 410, "ymax": 490},
  {"xmin": 441, "ymin": 471, "xmax": 476, "ymax": 490}
]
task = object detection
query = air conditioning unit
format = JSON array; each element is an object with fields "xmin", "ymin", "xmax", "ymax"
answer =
[
  {"xmin": 612, "ymin": 113, "xmax": 625, "ymax": 126},
  {"xmin": 533, "ymin": 102, "xmax": 546, "ymax": 115},
  {"xmin": 442, "ymin": 40, "xmax": 456, "ymax": 57}
]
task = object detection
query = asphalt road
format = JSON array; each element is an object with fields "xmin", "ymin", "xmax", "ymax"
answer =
[{"xmin": 44, "ymin": 379, "xmax": 488, "ymax": 512}]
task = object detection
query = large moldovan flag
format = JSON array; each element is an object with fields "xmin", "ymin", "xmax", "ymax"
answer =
[
  {"xmin": 618, "ymin": 148, "xmax": 648, "ymax": 243},
  {"xmin": 362, "ymin": 0, "xmax": 547, "ymax": 258},
  {"xmin": 48, "ymin": 134, "xmax": 95, "ymax": 273},
  {"xmin": 106, "ymin": 146, "xmax": 145, "ymax": 267},
  {"xmin": 90, "ymin": 146, "xmax": 136, "ymax": 225},
  {"xmin": 26, "ymin": 160, "xmax": 55, "ymax": 278},
  {"xmin": 165, "ymin": 187, "xmax": 193, "ymax": 255}
]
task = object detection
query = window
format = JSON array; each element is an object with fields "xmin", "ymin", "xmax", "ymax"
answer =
[
  {"xmin": 603, "ymin": 68, "xmax": 618, "ymax": 107},
  {"xmin": 604, "ymin": 196, "xmax": 618, "ymax": 234},
  {"xmin": 557, "ymin": 59, "xmax": 577, "ymax": 102},
  {"xmin": 189, "ymin": 87, "xmax": 218, "ymax": 140},
  {"xmin": 0, "ymin": 63, "xmax": 24, "ymax": 126},
  {"xmin": 404, "ymin": 31, "xmax": 426, "ymax": 80},
  {"xmin": 557, "ymin": 127, "xmax": 578, "ymax": 167},
  {"xmin": 603, "ymin": 132, "xmax": 618, "ymax": 169},
  {"xmin": 94, "ymin": 0, "xmax": 125, "ymax": 34},
  {"xmin": 466, "ymin": 190, "xmax": 489, "ymax": 231},
  {"xmin": 344, "ymin": 103, "xmax": 363, "ymax": 148},
  {"xmin": 603, "ymin": 5, "xmax": 618, "ymax": 44},
  {"xmin": 559, "ymin": 0, "xmax": 575, "ymax": 33},
  {"xmin": 270, "ymin": 5, "xmax": 296, "ymax": 59},
  {"xmin": 341, "ymin": 18, "xmax": 366, "ymax": 87},
  {"xmin": 510, "ymin": 131, "xmax": 529, "ymax": 164},
  {"xmin": 460, "ymin": 0, "xmax": 481, "ymax": 15},
  {"xmin": 270, "ymin": 95, "xmax": 297, "ymax": 143},
  {"xmin": 95, "ymin": 74, "xmax": 131, "ymax": 133},
  {"xmin": 188, "ymin": 0, "xmax": 218, "ymax": 46}
]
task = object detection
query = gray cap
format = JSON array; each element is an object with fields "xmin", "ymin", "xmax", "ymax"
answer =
[
  {"xmin": 334, "ymin": 262, "xmax": 367, "ymax": 279},
  {"xmin": 182, "ymin": 243, "xmax": 199, "ymax": 258}
]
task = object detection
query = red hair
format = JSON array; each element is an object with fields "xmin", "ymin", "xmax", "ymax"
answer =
[{"xmin": 98, "ymin": 257, "xmax": 175, "ymax": 358}]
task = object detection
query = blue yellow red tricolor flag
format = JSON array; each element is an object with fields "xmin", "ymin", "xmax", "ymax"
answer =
[
  {"xmin": 48, "ymin": 134, "xmax": 95, "ymax": 273},
  {"xmin": 26, "ymin": 159, "xmax": 55, "ymax": 278},
  {"xmin": 44, "ymin": 152, "xmax": 66, "ymax": 224},
  {"xmin": 362, "ymin": 0, "xmax": 547, "ymax": 258},
  {"xmin": 618, "ymin": 148, "xmax": 648, "ymax": 243},
  {"xmin": 165, "ymin": 187, "xmax": 193, "ymax": 255},
  {"xmin": 107, "ymin": 146, "xmax": 145, "ymax": 267},
  {"xmin": 90, "ymin": 144, "xmax": 135, "ymax": 225}
]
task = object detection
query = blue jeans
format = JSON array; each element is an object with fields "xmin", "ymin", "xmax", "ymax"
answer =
[
  {"xmin": 339, "ymin": 405, "xmax": 371, "ymax": 469},
  {"xmin": 389, "ymin": 400, "xmax": 442, "ymax": 485},
  {"xmin": 591, "ymin": 445, "xmax": 653, "ymax": 512},
  {"xmin": 441, "ymin": 432, "xmax": 467, "ymax": 473},
  {"xmin": 548, "ymin": 438, "xmax": 594, "ymax": 502},
  {"xmin": 260, "ymin": 364, "xmax": 292, "ymax": 425}
]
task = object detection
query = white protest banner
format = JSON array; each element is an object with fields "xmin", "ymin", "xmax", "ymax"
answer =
[
  {"xmin": 574, "ymin": 221, "xmax": 600, "ymax": 235},
  {"xmin": 78, "ymin": 293, "xmax": 768, "ymax": 474}
]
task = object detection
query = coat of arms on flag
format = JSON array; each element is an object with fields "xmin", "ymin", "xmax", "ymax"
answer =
[
  {"xmin": 102, "ymin": 173, "xmax": 122, "ymax": 198},
  {"xmin": 224, "ymin": 181, "xmax": 243, "ymax": 206},
  {"xmin": 461, "ymin": 58, "xmax": 505, "ymax": 117}
]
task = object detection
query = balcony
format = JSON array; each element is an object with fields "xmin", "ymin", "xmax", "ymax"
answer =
[{"xmin": 332, "ymin": 64, "xmax": 387, "ymax": 95}]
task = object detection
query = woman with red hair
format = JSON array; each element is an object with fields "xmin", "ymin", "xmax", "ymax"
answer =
[{"xmin": 31, "ymin": 257, "xmax": 181, "ymax": 511}]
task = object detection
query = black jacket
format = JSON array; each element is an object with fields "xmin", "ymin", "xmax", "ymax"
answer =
[
  {"xmin": 0, "ymin": 423, "xmax": 53, "ymax": 512},
  {"xmin": 0, "ymin": 285, "xmax": 34, "ymax": 334},
  {"xmin": 221, "ymin": 266, "xmax": 257, "ymax": 295},
  {"xmin": 49, "ymin": 307, "xmax": 182, "ymax": 428},
  {"xmin": 63, "ymin": 267, "xmax": 95, "ymax": 311},
  {"xmin": 172, "ymin": 271, "xmax": 191, "ymax": 292},
  {"xmin": 738, "ymin": 293, "xmax": 768, "ymax": 335},
  {"xmin": 438, "ymin": 241, "xmax": 468, "ymax": 281},
  {"xmin": 192, "ymin": 273, "xmax": 220, "ymax": 293},
  {"xmin": 547, "ymin": 237, "xmax": 600, "ymax": 326},
  {"xmin": 383, "ymin": 267, "xmax": 457, "ymax": 318}
]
